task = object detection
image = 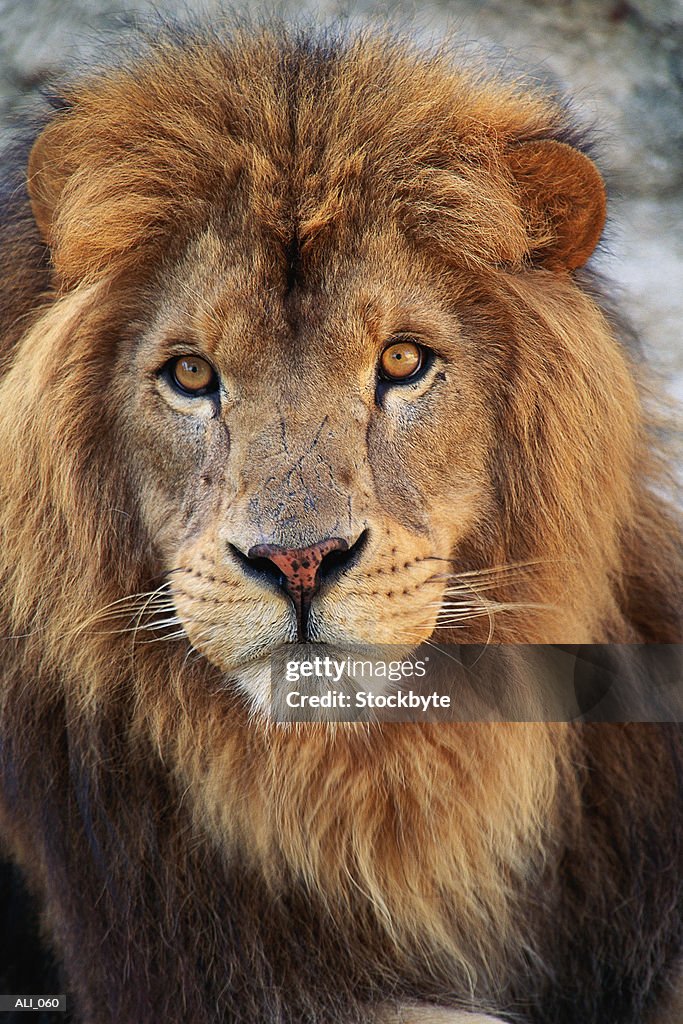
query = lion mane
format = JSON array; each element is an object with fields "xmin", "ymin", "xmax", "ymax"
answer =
[{"xmin": 0, "ymin": 24, "xmax": 682, "ymax": 1024}]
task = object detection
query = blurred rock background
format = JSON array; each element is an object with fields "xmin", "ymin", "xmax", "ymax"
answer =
[{"xmin": 1, "ymin": 0, "xmax": 681, "ymax": 403}]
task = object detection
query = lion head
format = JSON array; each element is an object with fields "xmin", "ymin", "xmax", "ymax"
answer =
[
  {"xmin": 11, "ymin": 31, "xmax": 669, "ymax": 699},
  {"xmin": 1, "ymin": 26, "xmax": 681, "ymax": 1024}
]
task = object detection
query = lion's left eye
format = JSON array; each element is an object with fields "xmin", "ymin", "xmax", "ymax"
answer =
[
  {"xmin": 379, "ymin": 340, "xmax": 428, "ymax": 382},
  {"xmin": 165, "ymin": 355, "xmax": 219, "ymax": 397}
]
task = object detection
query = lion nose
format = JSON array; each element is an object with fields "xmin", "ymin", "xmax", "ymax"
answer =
[{"xmin": 239, "ymin": 534, "xmax": 365, "ymax": 641}]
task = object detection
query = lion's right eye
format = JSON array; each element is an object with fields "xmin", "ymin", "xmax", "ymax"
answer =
[
  {"xmin": 379, "ymin": 340, "xmax": 424, "ymax": 382},
  {"xmin": 164, "ymin": 355, "xmax": 219, "ymax": 397}
]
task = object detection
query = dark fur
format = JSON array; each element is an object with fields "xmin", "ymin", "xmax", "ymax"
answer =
[{"xmin": 3, "ymin": 692, "xmax": 682, "ymax": 1022}]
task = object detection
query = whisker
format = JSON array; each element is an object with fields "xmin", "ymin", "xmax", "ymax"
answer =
[
  {"xmin": 139, "ymin": 615, "xmax": 184, "ymax": 630},
  {"xmin": 88, "ymin": 613, "xmax": 213, "ymax": 638},
  {"xmin": 90, "ymin": 602, "xmax": 176, "ymax": 624},
  {"xmin": 67, "ymin": 583, "xmax": 174, "ymax": 637},
  {"xmin": 420, "ymin": 556, "xmax": 549, "ymax": 574},
  {"xmin": 129, "ymin": 581, "xmax": 179, "ymax": 652},
  {"xmin": 450, "ymin": 559, "xmax": 549, "ymax": 577},
  {"xmin": 438, "ymin": 575, "xmax": 546, "ymax": 595},
  {"xmin": 138, "ymin": 630, "xmax": 189, "ymax": 644}
]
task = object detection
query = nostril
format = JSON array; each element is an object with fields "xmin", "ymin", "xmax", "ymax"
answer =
[
  {"xmin": 318, "ymin": 529, "xmax": 368, "ymax": 582},
  {"xmin": 229, "ymin": 544, "xmax": 286, "ymax": 588}
]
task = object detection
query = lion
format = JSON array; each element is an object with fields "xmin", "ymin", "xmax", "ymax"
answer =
[{"xmin": 0, "ymin": 23, "xmax": 682, "ymax": 1024}]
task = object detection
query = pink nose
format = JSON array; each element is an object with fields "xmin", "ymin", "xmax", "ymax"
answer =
[
  {"xmin": 247, "ymin": 538, "xmax": 348, "ymax": 598},
  {"xmin": 246, "ymin": 537, "xmax": 350, "ymax": 640}
]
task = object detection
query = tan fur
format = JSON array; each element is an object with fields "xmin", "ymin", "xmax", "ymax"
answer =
[
  {"xmin": 381, "ymin": 1009, "xmax": 505, "ymax": 1023},
  {"xmin": 0, "ymin": 26, "xmax": 681, "ymax": 1024},
  {"xmin": 164, "ymin": 712, "xmax": 567, "ymax": 992}
]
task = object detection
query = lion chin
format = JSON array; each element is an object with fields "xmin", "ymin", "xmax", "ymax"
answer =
[{"xmin": 0, "ymin": 20, "xmax": 681, "ymax": 1024}]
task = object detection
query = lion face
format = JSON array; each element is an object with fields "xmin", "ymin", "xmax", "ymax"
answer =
[{"xmin": 120, "ymin": 225, "xmax": 493, "ymax": 696}]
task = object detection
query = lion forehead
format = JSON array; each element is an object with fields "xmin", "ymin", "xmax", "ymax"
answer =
[{"xmin": 31, "ymin": 33, "xmax": 561, "ymax": 287}]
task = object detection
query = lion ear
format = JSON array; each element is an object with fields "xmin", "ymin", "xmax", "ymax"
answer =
[
  {"xmin": 27, "ymin": 124, "xmax": 69, "ymax": 243},
  {"xmin": 508, "ymin": 140, "xmax": 607, "ymax": 271}
]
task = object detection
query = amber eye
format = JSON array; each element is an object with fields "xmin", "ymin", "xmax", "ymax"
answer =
[
  {"xmin": 379, "ymin": 340, "xmax": 425, "ymax": 382},
  {"xmin": 168, "ymin": 355, "xmax": 218, "ymax": 396}
]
